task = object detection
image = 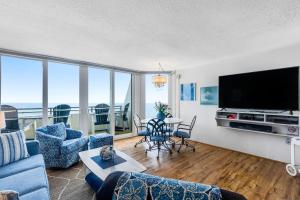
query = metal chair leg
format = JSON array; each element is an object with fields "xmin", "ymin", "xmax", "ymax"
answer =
[
  {"xmin": 176, "ymin": 137, "xmax": 195, "ymax": 152},
  {"xmin": 135, "ymin": 136, "xmax": 146, "ymax": 147},
  {"xmin": 185, "ymin": 140, "xmax": 196, "ymax": 152},
  {"xmin": 157, "ymin": 142, "xmax": 161, "ymax": 159}
]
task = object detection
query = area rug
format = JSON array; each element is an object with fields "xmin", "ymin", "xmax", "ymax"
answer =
[{"xmin": 47, "ymin": 162, "xmax": 95, "ymax": 200}]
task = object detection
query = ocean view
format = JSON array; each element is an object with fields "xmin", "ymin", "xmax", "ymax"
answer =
[{"xmin": 1, "ymin": 102, "xmax": 158, "ymax": 118}]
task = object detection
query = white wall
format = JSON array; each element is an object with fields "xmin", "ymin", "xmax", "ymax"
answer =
[{"xmin": 177, "ymin": 43, "xmax": 300, "ymax": 163}]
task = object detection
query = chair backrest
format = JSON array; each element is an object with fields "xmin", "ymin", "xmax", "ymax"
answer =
[
  {"xmin": 122, "ymin": 103, "xmax": 130, "ymax": 121},
  {"xmin": 190, "ymin": 115, "xmax": 197, "ymax": 131},
  {"xmin": 95, "ymin": 104, "xmax": 110, "ymax": 125},
  {"xmin": 53, "ymin": 104, "xmax": 71, "ymax": 125},
  {"xmin": 165, "ymin": 113, "xmax": 173, "ymax": 118},
  {"xmin": 1, "ymin": 105, "xmax": 20, "ymax": 131},
  {"xmin": 133, "ymin": 114, "xmax": 142, "ymax": 129},
  {"xmin": 147, "ymin": 118, "xmax": 168, "ymax": 137}
]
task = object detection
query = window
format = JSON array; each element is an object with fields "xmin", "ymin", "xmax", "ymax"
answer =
[
  {"xmin": 88, "ymin": 67, "xmax": 111, "ymax": 134},
  {"xmin": 145, "ymin": 74, "xmax": 169, "ymax": 118},
  {"xmin": 48, "ymin": 62, "xmax": 79, "ymax": 129},
  {"xmin": 115, "ymin": 72, "xmax": 132, "ymax": 134},
  {"xmin": 1, "ymin": 56, "xmax": 43, "ymax": 134}
]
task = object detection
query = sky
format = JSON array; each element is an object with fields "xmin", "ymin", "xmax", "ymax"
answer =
[{"xmin": 1, "ymin": 56, "xmax": 168, "ymax": 109}]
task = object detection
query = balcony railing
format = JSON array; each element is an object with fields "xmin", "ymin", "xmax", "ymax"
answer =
[{"xmin": 2, "ymin": 105, "xmax": 130, "ymax": 134}]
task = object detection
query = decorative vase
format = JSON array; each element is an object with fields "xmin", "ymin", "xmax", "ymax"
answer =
[
  {"xmin": 156, "ymin": 111, "xmax": 166, "ymax": 120},
  {"xmin": 100, "ymin": 145, "xmax": 115, "ymax": 161}
]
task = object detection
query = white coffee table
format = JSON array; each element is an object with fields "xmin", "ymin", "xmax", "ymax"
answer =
[{"xmin": 79, "ymin": 147, "xmax": 146, "ymax": 180}]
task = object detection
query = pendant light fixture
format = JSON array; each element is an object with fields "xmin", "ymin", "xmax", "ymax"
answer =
[{"xmin": 152, "ymin": 63, "xmax": 167, "ymax": 88}]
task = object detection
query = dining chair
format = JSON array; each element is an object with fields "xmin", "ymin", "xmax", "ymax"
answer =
[
  {"xmin": 146, "ymin": 118, "xmax": 172, "ymax": 159},
  {"xmin": 133, "ymin": 114, "xmax": 150, "ymax": 147},
  {"xmin": 173, "ymin": 115, "xmax": 197, "ymax": 152}
]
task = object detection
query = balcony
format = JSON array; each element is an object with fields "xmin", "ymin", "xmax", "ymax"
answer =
[{"xmin": 1, "ymin": 104, "xmax": 132, "ymax": 135}]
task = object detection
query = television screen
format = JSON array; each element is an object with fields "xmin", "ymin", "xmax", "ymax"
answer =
[{"xmin": 219, "ymin": 67, "xmax": 299, "ymax": 110}]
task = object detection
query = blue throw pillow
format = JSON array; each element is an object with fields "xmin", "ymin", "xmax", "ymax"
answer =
[
  {"xmin": 0, "ymin": 131, "xmax": 29, "ymax": 167},
  {"xmin": 47, "ymin": 123, "xmax": 67, "ymax": 140}
]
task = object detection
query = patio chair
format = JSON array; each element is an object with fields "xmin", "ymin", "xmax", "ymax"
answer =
[
  {"xmin": 53, "ymin": 104, "xmax": 71, "ymax": 127},
  {"xmin": 0, "ymin": 105, "xmax": 20, "ymax": 133},
  {"xmin": 94, "ymin": 104, "xmax": 110, "ymax": 131},
  {"xmin": 116, "ymin": 103, "xmax": 130, "ymax": 131}
]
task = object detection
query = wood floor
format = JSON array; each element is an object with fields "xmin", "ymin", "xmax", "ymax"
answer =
[{"xmin": 114, "ymin": 137, "xmax": 300, "ymax": 200}]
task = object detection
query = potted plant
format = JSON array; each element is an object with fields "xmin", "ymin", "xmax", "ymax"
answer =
[{"xmin": 154, "ymin": 102, "xmax": 168, "ymax": 120}]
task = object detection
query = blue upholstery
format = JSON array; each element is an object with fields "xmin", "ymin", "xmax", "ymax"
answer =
[
  {"xmin": 137, "ymin": 129, "xmax": 149, "ymax": 136},
  {"xmin": 0, "ymin": 140, "xmax": 50, "ymax": 200},
  {"xmin": 85, "ymin": 172, "xmax": 104, "ymax": 192},
  {"xmin": 174, "ymin": 130, "xmax": 190, "ymax": 138},
  {"xmin": 36, "ymin": 125, "xmax": 89, "ymax": 168},
  {"xmin": 89, "ymin": 133, "xmax": 113, "ymax": 149},
  {"xmin": 46, "ymin": 122, "xmax": 67, "ymax": 140},
  {"xmin": 26, "ymin": 140, "xmax": 40, "ymax": 156},
  {"xmin": 112, "ymin": 172, "xmax": 222, "ymax": 200},
  {"xmin": 150, "ymin": 135, "xmax": 169, "ymax": 142},
  {"xmin": 66, "ymin": 128, "xmax": 84, "ymax": 139},
  {"xmin": 96, "ymin": 171, "xmax": 247, "ymax": 200}
]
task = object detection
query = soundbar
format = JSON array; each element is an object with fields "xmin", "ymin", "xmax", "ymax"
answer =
[{"xmin": 229, "ymin": 122, "xmax": 272, "ymax": 133}]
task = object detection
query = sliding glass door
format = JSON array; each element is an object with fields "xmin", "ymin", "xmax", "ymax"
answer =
[
  {"xmin": 114, "ymin": 72, "xmax": 132, "ymax": 135},
  {"xmin": 88, "ymin": 67, "xmax": 111, "ymax": 134},
  {"xmin": 0, "ymin": 54, "xmax": 163, "ymax": 139},
  {"xmin": 1, "ymin": 56, "xmax": 43, "ymax": 135},
  {"xmin": 48, "ymin": 62, "xmax": 80, "ymax": 130}
]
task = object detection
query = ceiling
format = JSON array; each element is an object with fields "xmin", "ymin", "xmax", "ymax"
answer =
[{"xmin": 0, "ymin": 0, "xmax": 300, "ymax": 71}]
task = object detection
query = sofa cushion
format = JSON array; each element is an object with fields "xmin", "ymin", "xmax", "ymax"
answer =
[
  {"xmin": 0, "ymin": 131, "xmax": 29, "ymax": 167},
  {"xmin": 0, "ymin": 190, "xmax": 19, "ymax": 200},
  {"xmin": 61, "ymin": 137, "xmax": 89, "ymax": 154},
  {"xmin": 19, "ymin": 187, "xmax": 49, "ymax": 200},
  {"xmin": 46, "ymin": 123, "xmax": 66, "ymax": 140},
  {"xmin": 0, "ymin": 154, "xmax": 45, "ymax": 179},
  {"xmin": 0, "ymin": 166, "xmax": 49, "ymax": 197}
]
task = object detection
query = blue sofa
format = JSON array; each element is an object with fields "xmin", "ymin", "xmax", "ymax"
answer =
[
  {"xmin": 0, "ymin": 140, "xmax": 50, "ymax": 200},
  {"xmin": 96, "ymin": 171, "xmax": 247, "ymax": 200},
  {"xmin": 36, "ymin": 125, "xmax": 89, "ymax": 168}
]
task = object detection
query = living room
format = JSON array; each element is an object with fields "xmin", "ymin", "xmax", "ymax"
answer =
[{"xmin": 1, "ymin": 1, "xmax": 300, "ymax": 200}]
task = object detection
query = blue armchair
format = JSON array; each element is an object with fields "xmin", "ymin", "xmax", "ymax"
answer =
[{"xmin": 36, "ymin": 123, "xmax": 89, "ymax": 168}]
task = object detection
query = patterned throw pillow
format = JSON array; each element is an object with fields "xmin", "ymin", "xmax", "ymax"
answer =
[
  {"xmin": 46, "ymin": 122, "xmax": 67, "ymax": 140},
  {"xmin": 0, "ymin": 190, "xmax": 19, "ymax": 200},
  {"xmin": 0, "ymin": 131, "xmax": 29, "ymax": 167},
  {"xmin": 113, "ymin": 172, "xmax": 222, "ymax": 200}
]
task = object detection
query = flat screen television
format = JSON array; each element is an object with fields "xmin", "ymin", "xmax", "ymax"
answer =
[{"xmin": 219, "ymin": 66, "xmax": 299, "ymax": 111}]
